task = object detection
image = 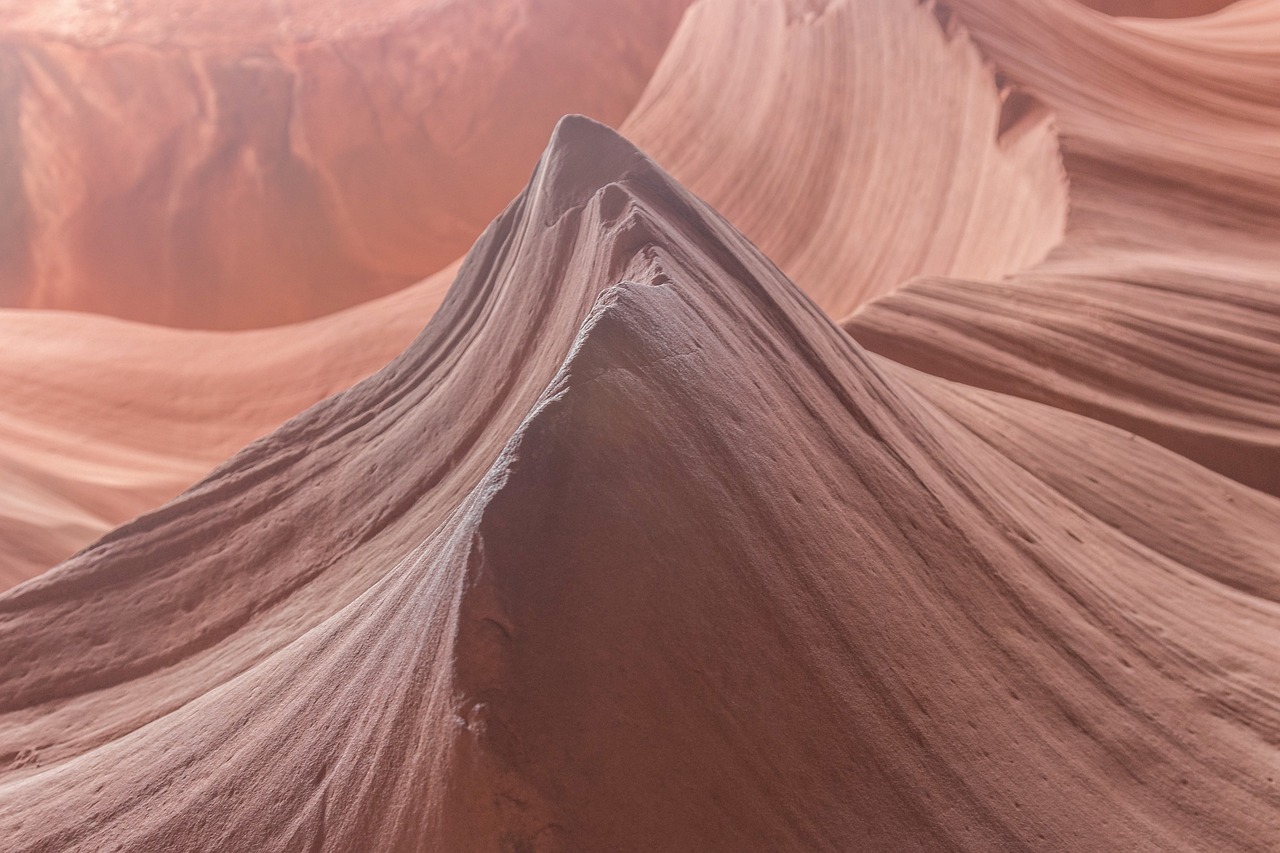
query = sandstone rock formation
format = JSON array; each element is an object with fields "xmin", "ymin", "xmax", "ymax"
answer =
[
  {"xmin": 847, "ymin": 0, "xmax": 1280, "ymax": 495},
  {"xmin": 622, "ymin": 0, "xmax": 1067, "ymax": 317},
  {"xmin": 0, "ymin": 269, "xmax": 453, "ymax": 587},
  {"xmin": 0, "ymin": 0, "xmax": 1071, "ymax": 585},
  {"xmin": 0, "ymin": 0, "xmax": 689, "ymax": 328},
  {"xmin": 2, "ymin": 0, "xmax": 1279, "ymax": 849},
  {"xmin": 3, "ymin": 116, "xmax": 1278, "ymax": 851}
]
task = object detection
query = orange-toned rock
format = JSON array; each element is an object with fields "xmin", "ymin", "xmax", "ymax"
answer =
[
  {"xmin": 0, "ymin": 0, "xmax": 1071, "ymax": 586},
  {"xmin": 0, "ymin": 267, "xmax": 454, "ymax": 588},
  {"xmin": 2, "ymin": 118, "xmax": 1277, "ymax": 851},
  {"xmin": 0, "ymin": 0, "xmax": 689, "ymax": 328},
  {"xmin": 3, "ymin": 0, "xmax": 1280, "ymax": 845},
  {"xmin": 848, "ymin": 0, "xmax": 1280, "ymax": 495},
  {"xmin": 623, "ymin": 0, "xmax": 1067, "ymax": 318}
]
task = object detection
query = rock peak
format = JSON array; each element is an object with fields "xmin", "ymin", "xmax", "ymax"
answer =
[{"xmin": 533, "ymin": 115, "xmax": 652, "ymax": 221}]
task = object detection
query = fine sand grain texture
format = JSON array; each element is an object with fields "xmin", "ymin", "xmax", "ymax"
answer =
[{"xmin": 2, "ymin": 116, "xmax": 1278, "ymax": 851}]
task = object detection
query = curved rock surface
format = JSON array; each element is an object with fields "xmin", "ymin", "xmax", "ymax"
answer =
[
  {"xmin": 0, "ymin": 269, "xmax": 453, "ymax": 587},
  {"xmin": 0, "ymin": 0, "xmax": 1072, "ymax": 588},
  {"xmin": 2, "ymin": 0, "xmax": 1279, "ymax": 847},
  {"xmin": 3, "ymin": 116, "xmax": 1279, "ymax": 852},
  {"xmin": 1078, "ymin": 0, "xmax": 1237, "ymax": 16},
  {"xmin": 0, "ymin": 0, "xmax": 689, "ymax": 328},
  {"xmin": 622, "ymin": 0, "xmax": 1067, "ymax": 317},
  {"xmin": 847, "ymin": 0, "xmax": 1280, "ymax": 495}
]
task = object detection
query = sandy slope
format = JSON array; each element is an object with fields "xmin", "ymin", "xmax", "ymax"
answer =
[{"xmin": 3, "ymin": 115, "xmax": 1278, "ymax": 851}]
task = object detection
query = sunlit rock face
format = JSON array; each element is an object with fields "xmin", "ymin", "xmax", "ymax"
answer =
[{"xmin": 0, "ymin": 0, "xmax": 690, "ymax": 329}]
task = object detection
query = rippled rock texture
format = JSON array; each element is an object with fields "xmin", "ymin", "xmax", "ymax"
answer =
[
  {"xmin": 0, "ymin": 0, "xmax": 689, "ymax": 328},
  {"xmin": 1, "ymin": 0, "xmax": 1278, "ymax": 850}
]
